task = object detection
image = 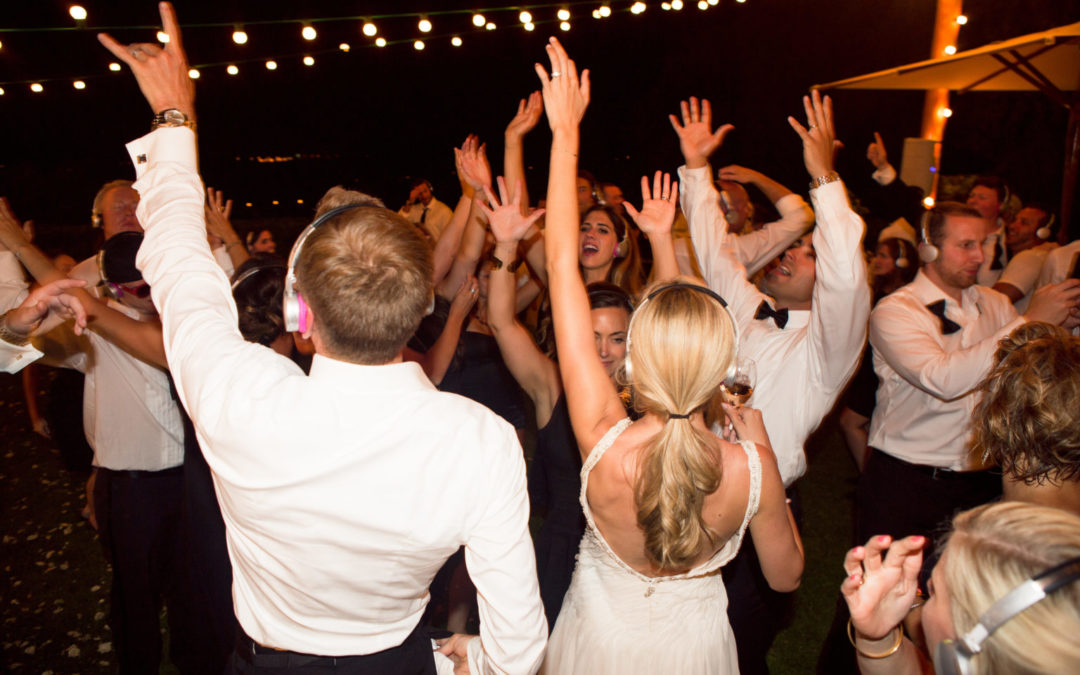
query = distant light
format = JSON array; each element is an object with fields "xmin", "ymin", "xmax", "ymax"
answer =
[
  {"xmin": 157, "ymin": 31, "xmax": 170, "ymax": 43},
  {"xmin": 698, "ymin": 0, "xmax": 708, "ymax": 9},
  {"xmin": 31, "ymin": 83, "xmax": 44, "ymax": 93},
  {"xmin": 0, "ymin": 87, "xmax": 5, "ymax": 96},
  {"xmin": 735, "ymin": 0, "xmax": 746, "ymax": 3},
  {"xmin": 558, "ymin": 9, "xmax": 571, "ymax": 20},
  {"xmin": 297, "ymin": 199, "xmax": 304, "ymax": 205},
  {"xmin": 245, "ymin": 202, "xmax": 253, "ymax": 207},
  {"xmin": 672, "ymin": 0, "xmax": 684, "ymax": 8},
  {"xmin": 265, "ymin": 60, "xmax": 278, "ymax": 70},
  {"xmin": 631, "ymin": 2, "xmax": 647, "ymax": 13},
  {"xmin": 473, "ymin": 14, "xmax": 486, "ymax": 27},
  {"xmin": 923, "ymin": 196, "xmax": 935, "ymax": 208},
  {"xmin": 302, "ymin": 25, "xmax": 317, "ymax": 41},
  {"xmin": 599, "ymin": 5, "xmax": 612, "ymax": 17},
  {"xmin": 560, "ymin": 21, "xmax": 571, "ymax": 31},
  {"xmin": 956, "ymin": 14, "xmax": 968, "ymax": 25},
  {"xmin": 414, "ymin": 40, "xmax": 425, "ymax": 50},
  {"xmin": 486, "ymin": 22, "xmax": 496, "ymax": 30},
  {"xmin": 303, "ymin": 55, "xmax": 315, "ymax": 66},
  {"xmin": 944, "ymin": 44, "xmax": 957, "ymax": 55},
  {"xmin": 929, "ymin": 166, "xmax": 937, "ymax": 173},
  {"xmin": 339, "ymin": 42, "xmax": 351, "ymax": 52},
  {"xmin": 363, "ymin": 22, "xmax": 377, "ymax": 36},
  {"xmin": 525, "ymin": 22, "xmax": 535, "ymax": 31},
  {"xmin": 451, "ymin": 36, "xmax": 463, "ymax": 46},
  {"xmin": 69, "ymin": 5, "xmax": 88, "ymax": 21},
  {"xmin": 188, "ymin": 68, "xmax": 200, "ymax": 79},
  {"xmin": 232, "ymin": 30, "xmax": 248, "ymax": 44},
  {"xmin": 520, "ymin": 11, "xmax": 533, "ymax": 24},
  {"xmin": 0, "ymin": 40, "xmax": 3, "ymax": 50},
  {"xmin": 375, "ymin": 37, "xmax": 387, "ymax": 47},
  {"xmin": 109, "ymin": 62, "xmax": 122, "ymax": 72},
  {"xmin": 940, "ymin": 107, "xmax": 953, "ymax": 118},
  {"xmin": 272, "ymin": 200, "xmax": 279, "ymax": 205},
  {"xmin": 73, "ymin": 80, "xmax": 86, "ymax": 90},
  {"xmin": 419, "ymin": 19, "xmax": 432, "ymax": 33},
  {"xmin": 662, "ymin": 1, "xmax": 671, "ymax": 8},
  {"xmin": 227, "ymin": 64, "xmax": 239, "ymax": 75}
]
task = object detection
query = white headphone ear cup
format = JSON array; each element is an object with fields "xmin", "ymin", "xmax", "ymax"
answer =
[
  {"xmin": 1036, "ymin": 226, "xmax": 1051, "ymax": 240},
  {"xmin": 617, "ymin": 238, "xmax": 629, "ymax": 258},
  {"xmin": 896, "ymin": 255, "xmax": 910, "ymax": 268},
  {"xmin": 918, "ymin": 243, "xmax": 939, "ymax": 264}
]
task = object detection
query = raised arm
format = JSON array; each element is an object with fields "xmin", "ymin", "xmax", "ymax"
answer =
[
  {"xmin": 432, "ymin": 137, "xmax": 483, "ymax": 285},
  {"xmin": 479, "ymin": 178, "xmax": 560, "ymax": 424},
  {"xmin": 623, "ymin": 171, "xmax": 680, "ymax": 282},
  {"xmin": 436, "ymin": 136, "xmax": 492, "ymax": 300},
  {"xmin": 537, "ymin": 38, "xmax": 624, "ymax": 453},
  {"xmin": 205, "ymin": 187, "xmax": 249, "ymax": 269},
  {"xmin": 503, "ymin": 91, "xmax": 543, "ymax": 213},
  {"xmin": 416, "ymin": 275, "xmax": 477, "ymax": 385}
]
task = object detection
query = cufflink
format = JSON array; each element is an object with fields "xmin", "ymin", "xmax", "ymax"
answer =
[{"xmin": 137, "ymin": 154, "xmax": 148, "ymax": 164}]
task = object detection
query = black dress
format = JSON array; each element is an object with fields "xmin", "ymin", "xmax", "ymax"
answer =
[{"xmin": 438, "ymin": 331, "xmax": 526, "ymax": 429}]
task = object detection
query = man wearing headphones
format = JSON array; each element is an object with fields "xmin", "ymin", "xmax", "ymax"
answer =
[
  {"xmin": 399, "ymin": 177, "xmax": 453, "ymax": 241},
  {"xmin": 101, "ymin": 6, "xmax": 545, "ymax": 673},
  {"xmin": 860, "ymin": 201, "xmax": 1080, "ymax": 570},
  {"xmin": 992, "ymin": 204, "xmax": 1060, "ymax": 311}
]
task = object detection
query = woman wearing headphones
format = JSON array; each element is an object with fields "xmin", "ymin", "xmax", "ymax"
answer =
[
  {"xmin": 844, "ymin": 501, "xmax": 1080, "ymax": 674},
  {"xmin": 534, "ymin": 38, "xmax": 802, "ymax": 673}
]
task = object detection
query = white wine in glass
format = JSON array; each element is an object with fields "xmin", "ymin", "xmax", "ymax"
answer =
[{"xmin": 719, "ymin": 357, "xmax": 756, "ymax": 406}]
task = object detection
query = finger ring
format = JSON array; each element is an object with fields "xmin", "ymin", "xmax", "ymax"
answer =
[
  {"xmin": 551, "ymin": 71, "xmax": 561, "ymax": 78},
  {"xmin": 809, "ymin": 125, "xmax": 818, "ymax": 130}
]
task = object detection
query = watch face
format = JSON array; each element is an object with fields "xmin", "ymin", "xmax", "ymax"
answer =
[{"xmin": 163, "ymin": 109, "xmax": 186, "ymax": 125}]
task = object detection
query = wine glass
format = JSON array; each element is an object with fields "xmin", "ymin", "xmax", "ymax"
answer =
[{"xmin": 720, "ymin": 356, "xmax": 756, "ymax": 407}]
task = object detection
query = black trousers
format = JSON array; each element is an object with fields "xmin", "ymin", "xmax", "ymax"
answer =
[
  {"xmin": 93, "ymin": 466, "xmax": 186, "ymax": 674},
  {"xmin": 229, "ymin": 623, "xmax": 437, "ymax": 674}
]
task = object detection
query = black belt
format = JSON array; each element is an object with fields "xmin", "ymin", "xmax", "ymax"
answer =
[
  {"xmin": 98, "ymin": 465, "xmax": 183, "ymax": 480},
  {"xmin": 235, "ymin": 622, "xmax": 438, "ymax": 672},
  {"xmin": 869, "ymin": 448, "xmax": 993, "ymax": 481}
]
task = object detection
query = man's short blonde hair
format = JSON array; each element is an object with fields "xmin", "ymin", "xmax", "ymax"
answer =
[{"xmin": 296, "ymin": 187, "xmax": 432, "ymax": 364}]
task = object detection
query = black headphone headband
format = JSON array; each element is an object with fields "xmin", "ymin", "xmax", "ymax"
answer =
[
  {"xmin": 231, "ymin": 262, "xmax": 287, "ymax": 292},
  {"xmin": 644, "ymin": 281, "xmax": 730, "ymax": 308}
]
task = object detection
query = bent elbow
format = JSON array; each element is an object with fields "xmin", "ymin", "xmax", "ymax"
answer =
[{"xmin": 768, "ymin": 571, "xmax": 802, "ymax": 594}]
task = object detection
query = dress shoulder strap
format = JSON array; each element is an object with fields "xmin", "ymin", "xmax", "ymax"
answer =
[
  {"xmin": 737, "ymin": 440, "xmax": 763, "ymax": 534},
  {"xmin": 581, "ymin": 417, "xmax": 633, "ymax": 479}
]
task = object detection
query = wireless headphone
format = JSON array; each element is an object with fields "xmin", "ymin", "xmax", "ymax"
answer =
[
  {"xmin": 894, "ymin": 240, "xmax": 911, "ymax": 269},
  {"xmin": 624, "ymin": 282, "xmax": 740, "ymax": 384},
  {"xmin": 933, "ymin": 554, "xmax": 1080, "ymax": 675},
  {"xmin": 1036, "ymin": 213, "xmax": 1056, "ymax": 240},
  {"xmin": 918, "ymin": 209, "xmax": 940, "ymax": 264},
  {"xmin": 283, "ymin": 203, "xmax": 378, "ymax": 333}
]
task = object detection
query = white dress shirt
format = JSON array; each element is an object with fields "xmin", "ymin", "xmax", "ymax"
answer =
[
  {"xmin": 976, "ymin": 222, "xmax": 1007, "ymax": 287},
  {"xmin": 400, "ymin": 197, "xmax": 454, "ymax": 241},
  {"xmin": 0, "ymin": 251, "xmax": 44, "ymax": 373},
  {"xmin": 868, "ymin": 270, "xmax": 1024, "ymax": 469},
  {"xmin": 1037, "ymin": 239, "xmax": 1080, "ymax": 286},
  {"xmin": 996, "ymin": 241, "xmax": 1058, "ymax": 313},
  {"xmin": 129, "ymin": 127, "xmax": 546, "ymax": 672},
  {"xmin": 680, "ymin": 166, "xmax": 870, "ymax": 485},
  {"xmin": 679, "ymin": 164, "xmax": 814, "ymax": 277}
]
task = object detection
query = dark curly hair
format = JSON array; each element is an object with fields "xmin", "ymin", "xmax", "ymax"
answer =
[
  {"xmin": 231, "ymin": 258, "xmax": 287, "ymax": 347},
  {"xmin": 972, "ymin": 322, "xmax": 1080, "ymax": 484}
]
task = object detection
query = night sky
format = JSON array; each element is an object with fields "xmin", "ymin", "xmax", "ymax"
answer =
[{"xmin": 2, "ymin": 0, "xmax": 1079, "ymax": 255}]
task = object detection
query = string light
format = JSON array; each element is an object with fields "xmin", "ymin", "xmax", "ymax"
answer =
[
  {"xmin": 232, "ymin": 29, "xmax": 248, "ymax": 44},
  {"xmin": 363, "ymin": 22, "xmax": 377, "ymax": 36},
  {"xmin": 736, "ymin": 0, "xmax": 746, "ymax": 3},
  {"xmin": 631, "ymin": 2, "xmax": 647, "ymax": 14},
  {"xmin": 956, "ymin": 14, "xmax": 968, "ymax": 25},
  {"xmin": 73, "ymin": 80, "xmax": 86, "ymax": 89},
  {"xmin": 227, "ymin": 64, "xmax": 239, "ymax": 75},
  {"xmin": 558, "ymin": 9, "xmax": 571, "ymax": 20},
  {"xmin": 414, "ymin": 40, "xmax": 425, "ymax": 50},
  {"xmin": 944, "ymin": 44, "xmax": 957, "ymax": 55},
  {"xmin": 69, "ymin": 5, "xmax": 87, "ymax": 21},
  {"xmin": 486, "ymin": 22, "xmax": 496, "ymax": 30},
  {"xmin": 520, "ymin": 11, "xmax": 533, "ymax": 24},
  {"xmin": 451, "ymin": 36, "xmax": 463, "ymax": 46},
  {"xmin": 672, "ymin": 0, "xmax": 684, "ymax": 9},
  {"xmin": 303, "ymin": 55, "xmax": 315, "ymax": 66},
  {"xmin": 418, "ymin": 18, "xmax": 432, "ymax": 33},
  {"xmin": 662, "ymin": 2, "xmax": 672, "ymax": 8},
  {"xmin": 592, "ymin": 9, "xmax": 601, "ymax": 18},
  {"xmin": 0, "ymin": 87, "xmax": 5, "ymax": 95},
  {"xmin": 698, "ymin": 1, "xmax": 708, "ymax": 9},
  {"xmin": 301, "ymin": 25, "xmax": 317, "ymax": 40},
  {"xmin": 375, "ymin": 37, "xmax": 387, "ymax": 47},
  {"xmin": 940, "ymin": 107, "xmax": 953, "ymax": 118},
  {"xmin": 188, "ymin": 68, "xmax": 200, "ymax": 79},
  {"xmin": 338, "ymin": 42, "xmax": 351, "ymax": 51},
  {"xmin": 525, "ymin": 22, "xmax": 535, "ymax": 31},
  {"xmin": 708, "ymin": 0, "xmax": 719, "ymax": 5},
  {"xmin": 923, "ymin": 196, "xmax": 935, "ymax": 208},
  {"xmin": 560, "ymin": 21, "xmax": 571, "ymax": 31},
  {"xmin": 599, "ymin": 5, "xmax": 612, "ymax": 17},
  {"xmin": 31, "ymin": 83, "xmax": 44, "ymax": 93},
  {"xmin": 157, "ymin": 31, "xmax": 170, "ymax": 43},
  {"xmin": 109, "ymin": 62, "xmax": 122, "ymax": 72},
  {"xmin": 265, "ymin": 60, "xmax": 277, "ymax": 70}
]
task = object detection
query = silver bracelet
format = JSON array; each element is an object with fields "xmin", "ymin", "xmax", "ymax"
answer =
[{"xmin": 809, "ymin": 172, "xmax": 841, "ymax": 190}]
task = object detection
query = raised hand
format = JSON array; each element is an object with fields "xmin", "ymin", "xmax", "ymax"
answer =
[
  {"xmin": 455, "ymin": 135, "xmax": 492, "ymax": 193},
  {"xmin": 506, "ymin": 91, "xmax": 544, "ymax": 140},
  {"xmin": 98, "ymin": 1, "xmax": 195, "ymax": 120},
  {"xmin": 841, "ymin": 534, "xmax": 925, "ymax": 640},
  {"xmin": 867, "ymin": 131, "xmax": 888, "ymax": 170},
  {"xmin": 535, "ymin": 37, "xmax": 590, "ymax": 133},
  {"xmin": 449, "ymin": 275, "xmax": 480, "ymax": 319},
  {"xmin": 669, "ymin": 97, "xmax": 734, "ymax": 169},
  {"xmin": 717, "ymin": 164, "xmax": 758, "ymax": 185},
  {"xmin": 478, "ymin": 177, "xmax": 546, "ymax": 244},
  {"xmin": 787, "ymin": 90, "xmax": 838, "ymax": 178},
  {"xmin": 204, "ymin": 187, "xmax": 235, "ymax": 243},
  {"xmin": 623, "ymin": 171, "xmax": 678, "ymax": 237},
  {"xmin": 5, "ymin": 278, "xmax": 90, "ymax": 338}
]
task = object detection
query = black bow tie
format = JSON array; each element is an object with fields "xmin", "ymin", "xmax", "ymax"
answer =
[
  {"xmin": 755, "ymin": 301, "xmax": 789, "ymax": 329},
  {"xmin": 926, "ymin": 300, "xmax": 961, "ymax": 335}
]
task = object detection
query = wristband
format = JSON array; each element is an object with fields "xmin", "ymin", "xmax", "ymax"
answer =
[{"xmin": 488, "ymin": 252, "xmax": 523, "ymax": 274}]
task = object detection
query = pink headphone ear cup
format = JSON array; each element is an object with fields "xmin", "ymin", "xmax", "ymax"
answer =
[{"xmin": 297, "ymin": 293, "xmax": 309, "ymax": 334}]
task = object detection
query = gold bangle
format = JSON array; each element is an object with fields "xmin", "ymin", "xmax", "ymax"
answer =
[{"xmin": 847, "ymin": 617, "xmax": 903, "ymax": 659}]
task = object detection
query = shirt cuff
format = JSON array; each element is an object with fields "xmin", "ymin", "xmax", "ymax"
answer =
[
  {"xmin": 126, "ymin": 127, "xmax": 198, "ymax": 182},
  {"xmin": 0, "ymin": 340, "xmax": 43, "ymax": 374},
  {"xmin": 678, "ymin": 164, "xmax": 713, "ymax": 184},
  {"xmin": 872, "ymin": 163, "xmax": 897, "ymax": 186},
  {"xmin": 774, "ymin": 192, "xmax": 809, "ymax": 216}
]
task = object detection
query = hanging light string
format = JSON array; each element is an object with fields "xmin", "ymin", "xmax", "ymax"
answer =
[{"xmin": 0, "ymin": 1, "xmax": 751, "ymax": 90}]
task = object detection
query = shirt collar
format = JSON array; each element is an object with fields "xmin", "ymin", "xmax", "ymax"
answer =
[
  {"xmin": 308, "ymin": 354, "xmax": 436, "ymax": 392},
  {"xmin": 908, "ymin": 269, "xmax": 981, "ymax": 313}
]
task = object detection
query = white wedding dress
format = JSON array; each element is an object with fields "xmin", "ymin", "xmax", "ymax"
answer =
[{"xmin": 541, "ymin": 418, "xmax": 761, "ymax": 675}]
